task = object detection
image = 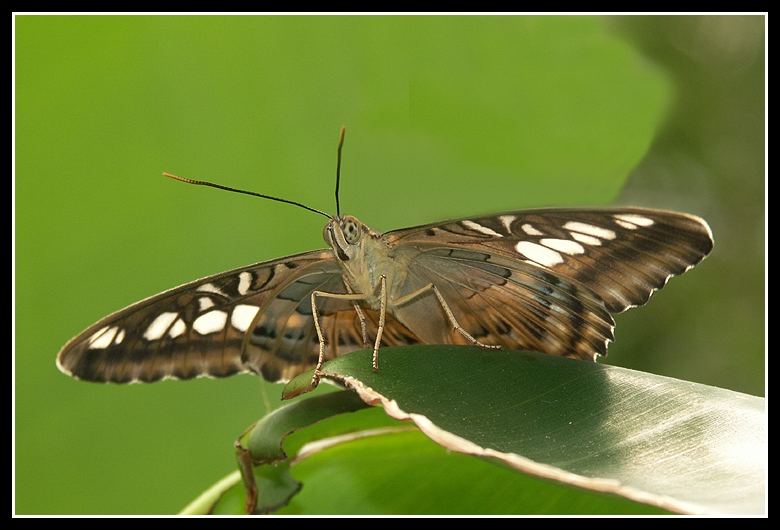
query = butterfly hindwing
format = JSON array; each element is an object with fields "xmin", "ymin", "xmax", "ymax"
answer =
[
  {"xmin": 392, "ymin": 248, "xmax": 615, "ymax": 360},
  {"xmin": 385, "ymin": 208, "xmax": 713, "ymax": 313},
  {"xmin": 246, "ymin": 266, "xmax": 420, "ymax": 382}
]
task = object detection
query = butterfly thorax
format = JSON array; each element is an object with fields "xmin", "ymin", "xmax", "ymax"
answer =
[{"xmin": 324, "ymin": 216, "xmax": 408, "ymax": 308}]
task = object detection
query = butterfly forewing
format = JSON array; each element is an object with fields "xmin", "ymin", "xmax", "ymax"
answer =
[{"xmin": 386, "ymin": 208, "xmax": 714, "ymax": 313}]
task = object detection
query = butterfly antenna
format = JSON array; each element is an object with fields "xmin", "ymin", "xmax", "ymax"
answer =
[
  {"xmin": 335, "ymin": 127, "xmax": 346, "ymax": 218},
  {"xmin": 163, "ymin": 172, "xmax": 332, "ymax": 220}
]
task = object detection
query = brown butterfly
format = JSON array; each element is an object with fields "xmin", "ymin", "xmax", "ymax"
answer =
[{"xmin": 56, "ymin": 129, "xmax": 714, "ymax": 390}]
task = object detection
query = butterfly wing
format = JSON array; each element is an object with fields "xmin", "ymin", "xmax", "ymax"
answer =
[
  {"xmin": 57, "ymin": 249, "xmax": 420, "ymax": 383},
  {"xmin": 384, "ymin": 208, "xmax": 712, "ymax": 360},
  {"xmin": 247, "ymin": 273, "xmax": 419, "ymax": 381},
  {"xmin": 391, "ymin": 248, "xmax": 616, "ymax": 361},
  {"xmin": 385, "ymin": 208, "xmax": 714, "ymax": 313}
]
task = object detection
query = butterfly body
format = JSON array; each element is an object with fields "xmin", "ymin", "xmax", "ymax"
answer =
[
  {"xmin": 325, "ymin": 216, "xmax": 394, "ymax": 308},
  {"xmin": 57, "ymin": 205, "xmax": 713, "ymax": 386}
]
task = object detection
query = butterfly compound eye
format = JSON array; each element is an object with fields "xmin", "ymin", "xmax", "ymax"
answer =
[{"xmin": 343, "ymin": 220, "xmax": 361, "ymax": 245}]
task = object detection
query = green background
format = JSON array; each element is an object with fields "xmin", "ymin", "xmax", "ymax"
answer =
[{"xmin": 15, "ymin": 15, "xmax": 765, "ymax": 514}]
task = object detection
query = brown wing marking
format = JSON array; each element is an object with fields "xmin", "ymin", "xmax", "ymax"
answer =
[
  {"xmin": 392, "ymin": 248, "xmax": 615, "ymax": 361},
  {"xmin": 242, "ymin": 274, "xmax": 422, "ymax": 383}
]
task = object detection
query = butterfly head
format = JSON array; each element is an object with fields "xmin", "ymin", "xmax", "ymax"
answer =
[{"xmin": 324, "ymin": 215, "xmax": 374, "ymax": 262}]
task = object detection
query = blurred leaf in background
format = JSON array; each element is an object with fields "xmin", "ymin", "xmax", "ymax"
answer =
[
  {"xmin": 609, "ymin": 16, "xmax": 765, "ymax": 396},
  {"xmin": 14, "ymin": 15, "xmax": 764, "ymax": 514}
]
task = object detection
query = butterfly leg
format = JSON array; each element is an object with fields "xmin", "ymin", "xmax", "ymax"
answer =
[
  {"xmin": 343, "ymin": 280, "xmax": 369, "ymax": 346},
  {"xmin": 310, "ymin": 289, "xmax": 368, "ymax": 387},
  {"xmin": 395, "ymin": 283, "xmax": 501, "ymax": 350},
  {"xmin": 373, "ymin": 275, "xmax": 387, "ymax": 372}
]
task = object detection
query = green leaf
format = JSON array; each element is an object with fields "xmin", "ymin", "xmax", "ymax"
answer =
[
  {"xmin": 178, "ymin": 470, "xmax": 242, "ymax": 515},
  {"xmin": 190, "ymin": 390, "xmax": 372, "ymax": 514},
  {"xmin": 195, "ymin": 422, "xmax": 664, "ymax": 515},
  {"xmin": 208, "ymin": 463, "xmax": 301, "ymax": 516},
  {"xmin": 239, "ymin": 388, "xmax": 369, "ymax": 464},
  {"xmin": 284, "ymin": 346, "xmax": 766, "ymax": 515},
  {"xmin": 278, "ymin": 429, "xmax": 669, "ymax": 515},
  {"xmin": 182, "ymin": 392, "xmax": 405, "ymax": 515},
  {"xmin": 182, "ymin": 464, "xmax": 302, "ymax": 516},
  {"xmin": 281, "ymin": 403, "xmax": 407, "ymax": 459}
]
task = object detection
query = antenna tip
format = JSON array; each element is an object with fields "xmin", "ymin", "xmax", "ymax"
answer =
[
  {"xmin": 338, "ymin": 127, "xmax": 346, "ymax": 146},
  {"xmin": 162, "ymin": 172, "xmax": 190, "ymax": 184}
]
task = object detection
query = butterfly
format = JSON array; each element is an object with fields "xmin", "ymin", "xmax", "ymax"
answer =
[{"xmin": 56, "ymin": 129, "xmax": 714, "ymax": 392}]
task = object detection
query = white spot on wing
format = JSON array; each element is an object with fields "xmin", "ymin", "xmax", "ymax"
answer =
[
  {"xmin": 231, "ymin": 304, "xmax": 261, "ymax": 332},
  {"xmin": 515, "ymin": 241, "xmax": 564, "ymax": 267},
  {"xmin": 193, "ymin": 310, "xmax": 228, "ymax": 335},
  {"xmin": 570, "ymin": 232, "xmax": 601, "ymax": 246},
  {"xmin": 114, "ymin": 329, "xmax": 126, "ymax": 344},
  {"xmin": 563, "ymin": 222, "xmax": 616, "ymax": 240},
  {"xmin": 521, "ymin": 223, "xmax": 544, "ymax": 236},
  {"xmin": 89, "ymin": 326, "xmax": 118, "ymax": 349},
  {"xmin": 168, "ymin": 318, "xmax": 187, "ymax": 339},
  {"xmin": 499, "ymin": 215, "xmax": 516, "ymax": 232},
  {"xmin": 238, "ymin": 272, "xmax": 252, "ymax": 295},
  {"xmin": 143, "ymin": 312, "xmax": 179, "ymax": 341},
  {"xmin": 462, "ymin": 220, "xmax": 503, "ymax": 237},
  {"xmin": 614, "ymin": 214, "xmax": 654, "ymax": 226},
  {"xmin": 615, "ymin": 220, "xmax": 638, "ymax": 230},
  {"xmin": 198, "ymin": 297, "xmax": 215, "ymax": 311},
  {"xmin": 197, "ymin": 283, "xmax": 227, "ymax": 296},
  {"xmin": 540, "ymin": 238, "xmax": 585, "ymax": 255},
  {"xmin": 88, "ymin": 326, "xmax": 110, "ymax": 345}
]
